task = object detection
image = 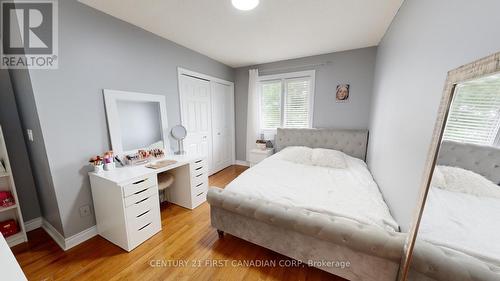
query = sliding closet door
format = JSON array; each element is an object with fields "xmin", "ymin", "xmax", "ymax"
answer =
[
  {"xmin": 211, "ymin": 82, "xmax": 234, "ymax": 173},
  {"xmin": 179, "ymin": 74, "xmax": 213, "ymax": 169}
]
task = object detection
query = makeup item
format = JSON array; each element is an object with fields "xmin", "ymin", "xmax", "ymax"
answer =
[
  {"xmin": 89, "ymin": 155, "xmax": 104, "ymax": 173},
  {"xmin": 104, "ymin": 162, "xmax": 115, "ymax": 171},
  {"xmin": 114, "ymin": 156, "xmax": 124, "ymax": 167},
  {"xmin": 94, "ymin": 164, "xmax": 104, "ymax": 173}
]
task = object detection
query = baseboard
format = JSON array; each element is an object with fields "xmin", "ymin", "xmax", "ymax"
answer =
[
  {"xmin": 41, "ymin": 219, "xmax": 66, "ymax": 250},
  {"xmin": 41, "ymin": 219, "xmax": 97, "ymax": 251},
  {"xmin": 64, "ymin": 225, "xmax": 97, "ymax": 250},
  {"xmin": 234, "ymin": 160, "xmax": 249, "ymax": 167},
  {"xmin": 24, "ymin": 217, "xmax": 42, "ymax": 232}
]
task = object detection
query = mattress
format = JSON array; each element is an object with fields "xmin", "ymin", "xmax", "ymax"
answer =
[
  {"xmin": 226, "ymin": 150, "xmax": 399, "ymax": 232},
  {"xmin": 419, "ymin": 187, "xmax": 500, "ymax": 265}
]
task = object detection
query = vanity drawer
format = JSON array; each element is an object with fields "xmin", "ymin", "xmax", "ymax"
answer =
[
  {"xmin": 125, "ymin": 193, "xmax": 157, "ymax": 219},
  {"xmin": 191, "ymin": 190, "xmax": 207, "ymax": 208},
  {"xmin": 191, "ymin": 172, "xmax": 207, "ymax": 187},
  {"xmin": 124, "ymin": 186, "xmax": 157, "ymax": 207},
  {"xmin": 192, "ymin": 158, "xmax": 206, "ymax": 170},
  {"xmin": 191, "ymin": 164, "xmax": 207, "ymax": 178},
  {"xmin": 128, "ymin": 208, "xmax": 161, "ymax": 249},
  {"xmin": 123, "ymin": 176, "xmax": 156, "ymax": 197},
  {"xmin": 191, "ymin": 168, "xmax": 208, "ymax": 181},
  {"xmin": 192, "ymin": 180, "xmax": 208, "ymax": 196}
]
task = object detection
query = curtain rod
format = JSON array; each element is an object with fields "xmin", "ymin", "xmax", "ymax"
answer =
[{"xmin": 256, "ymin": 61, "xmax": 332, "ymax": 74}]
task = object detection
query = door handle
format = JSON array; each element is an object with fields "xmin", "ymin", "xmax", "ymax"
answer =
[
  {"xmin": 202, "ymin": 136, "xmax": 207, "ymax": 139},
  {"xmin": 217, "ymin": 132, "xmax": 221, "ymax": 136}
]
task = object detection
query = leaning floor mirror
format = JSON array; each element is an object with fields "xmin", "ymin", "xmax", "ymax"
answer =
[{"xmin": 400, "ymin": 52, "xmax": 500, "ymax": 281}]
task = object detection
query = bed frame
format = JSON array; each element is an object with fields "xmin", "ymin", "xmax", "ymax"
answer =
[
  {"xmin": 207, "ymin": 128, "xmax": 406, "ymax": 281},
  {"xmin": 408, "ymin": 140, "xmax": 500, "ymax": 281}
]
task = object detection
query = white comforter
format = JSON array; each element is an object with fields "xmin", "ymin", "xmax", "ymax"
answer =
[
  {"xmin": 419, "ymin": 187, "xmax": 500, "ymax": 264},
  {"xmin": 226, "ymin": 152, "xmax": 399, "ymax": 232}
]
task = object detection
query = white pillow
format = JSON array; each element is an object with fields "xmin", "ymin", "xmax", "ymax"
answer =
[
  {"xmin": 311, "ymin": 148, "xmax": 347, "ymax": 169},
  {"xmin": 432, "ymin": 165, "xmax": 500, "ymax": 199},
  {"xmin": 279, "ymin": 146, "xmax": 313, "ymax": 165}
]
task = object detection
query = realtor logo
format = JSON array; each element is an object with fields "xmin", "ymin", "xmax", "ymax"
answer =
[{"xmin": 1, "ymin": 0, "xmax": 58, "ymax": 69}]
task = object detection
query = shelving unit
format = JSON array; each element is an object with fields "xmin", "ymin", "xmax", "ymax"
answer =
[{"xmin": 0, "ymin": 125, "xmax": 27, "ymax": 247}]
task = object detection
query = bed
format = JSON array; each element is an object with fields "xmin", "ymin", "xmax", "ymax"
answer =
[
  {"xmin": 207, "ymin": 128, "xmax": 406, "ymax": 281},
  {"xmin": 408, "ymin": 141, "xmax": 500, "ymax": 281}
]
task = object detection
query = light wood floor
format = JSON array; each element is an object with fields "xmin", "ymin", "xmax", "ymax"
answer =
[{"xmin": 13, "ymin": 165, "xmax": 345, "ymax": 281}]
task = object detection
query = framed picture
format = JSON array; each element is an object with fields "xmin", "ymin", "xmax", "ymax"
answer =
[{"xmin": 336, "ymin": 84, "xmax": 350, "ymax": 102}]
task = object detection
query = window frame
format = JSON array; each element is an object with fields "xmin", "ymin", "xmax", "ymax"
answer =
[{"xmin": 258, "ymin": 70, "xmax": 315, "ymax": 134}]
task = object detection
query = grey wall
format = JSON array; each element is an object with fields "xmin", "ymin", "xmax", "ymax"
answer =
[
  {"xmin": 368, "ymin": 0, "xmax": 500, "ymax": 231},
  {"xmin": 0, "ymin": 69, "xmax": 42, "ymax": 221},
  {"xmin": 22, "ymin": 0, "xmax": 234, "ymax": 237},
  {"xmin": 8, "ymin": 68, "xmax": 64, "ymax": 233},
  {"xmin": 234, "ymin": 47, "xmax": 377, "ymax": 160}
]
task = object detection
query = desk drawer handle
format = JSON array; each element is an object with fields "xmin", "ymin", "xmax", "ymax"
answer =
[
  {"xmin": 134, "ymin": 188, "xmax": 148, "ymax": 195},
  {"xmin": 196, "ymin": 182, "xmax": 203, "ymax": 188},
  {"xmin": 195, "ymin": 160, "xmax": 202, "ymax": 164},
  {"xmin": 195, "ymin": 167, "xmax": 203, "ymax": 171},
  {"xmin": 196, "ymin": 192, "xmax": 204, "ymax": 197},
  {"xmin": 137, "ymin": 209, "xmax": 151, "ymax": 218},
  {"xmin": 134, "ymin": 197, "xmax": 150, "ymax": 205},
  {"xmin": 196, "ymin": 173, "xmax": 203, "ymax": 178},
  {"xmin": 133, "ymin": 179, "xmax": 147, "ymax": 185},
  {"xmin": 138, "ymin": 222, "xmax": 151, "ymax": 231}
]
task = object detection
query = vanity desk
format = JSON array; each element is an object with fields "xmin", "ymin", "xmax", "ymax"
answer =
[{"xmin": 89, "ymin": 154, "xmax": 208, "ymax": 252}]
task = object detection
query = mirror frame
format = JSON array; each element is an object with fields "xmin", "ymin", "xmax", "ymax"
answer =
[
  {"xmin": 398, "ymin": 52, "xmax": 500, "ymax": 280},
  {"xmin": 103, "ymin": 89, "xmax": 169, "ymax": 157}
]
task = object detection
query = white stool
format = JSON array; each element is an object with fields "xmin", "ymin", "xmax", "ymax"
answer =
[{"xmin": 158, "ymin": 172, "xmax": 174, "ymax": 203}]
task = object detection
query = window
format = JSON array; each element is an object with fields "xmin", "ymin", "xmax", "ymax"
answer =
[
  {"xmin": 443, "ymin": 75, "xmax": 500, "ymax": 145},
  {"xmin": 259, "ymin": 70, "xmax": 315, "ymax": 131}
]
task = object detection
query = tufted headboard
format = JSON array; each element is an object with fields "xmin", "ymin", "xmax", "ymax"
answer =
[
  {"xmin": 275, "ymin": 128, "xmax": 369, "ymax": 161},
  {"xmin": 437, "ymin": 141, "xmax": 500, "ymax": 184}
]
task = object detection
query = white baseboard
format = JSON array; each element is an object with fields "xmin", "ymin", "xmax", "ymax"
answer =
[
  {"xmin": 41, "ymin": 219, "xmax": 97, "ymax": 251},
  {"xmin": 24, "ymin": 217, "xmax": 42, "ymax": 232},
  {"xmin": 234, "ymin": 160, "xmax": 249, "ymax": 167},
  {"xmin": 64, "ymin": 225, "xmax": 97, "ymax": 250},
  {"xmin": 41, "ymin": 219, "xmax": 66, "ymax": 250}
]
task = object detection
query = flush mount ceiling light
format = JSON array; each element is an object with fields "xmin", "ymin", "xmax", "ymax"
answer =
[{"xmin": 232, "ymin": 0, "xmax": 259, "ymax": 11}]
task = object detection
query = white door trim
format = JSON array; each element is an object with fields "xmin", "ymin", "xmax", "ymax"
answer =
[{"xmin": 177, "ymin": 67, "xmax": 236, "ymax": 169}]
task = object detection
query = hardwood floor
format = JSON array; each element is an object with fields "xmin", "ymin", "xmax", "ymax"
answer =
[{"xmin": 12, "ymin": 165, "xmax": 345, "ymax": 281}]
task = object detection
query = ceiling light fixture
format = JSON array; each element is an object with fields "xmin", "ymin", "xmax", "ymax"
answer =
[{"xmin": 232, "ymin": 0, "xmax": 259, "ymax": 11}]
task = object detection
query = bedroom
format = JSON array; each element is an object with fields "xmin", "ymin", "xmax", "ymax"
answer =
[{"xmin": 0, "ymin": 0, "xmax": 499, "ymax": 280}]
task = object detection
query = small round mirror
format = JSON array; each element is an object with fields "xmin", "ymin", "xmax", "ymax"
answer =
[
  {"xmin": 171, "ymin": 125, "xmax": 187, "ymax": 140},
  {"xmin": 171, "ymin": 125, "xmax": 187, "ymax": 155}
]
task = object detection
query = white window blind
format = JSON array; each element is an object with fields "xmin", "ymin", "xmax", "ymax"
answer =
[
  {"xmin": 284, "ymin": 78, "xmax": 312, "ymax": 128},
  {"xmin": 261, "ymin": 81, "xmax": 282, "ymax": 130},
  {"xmin": 443, "ymin": 78, "xmax": 500, "ymax": 145},
  {"xmin": 259, "ymin": 71, "xmax": 314, "ymax": 131}
]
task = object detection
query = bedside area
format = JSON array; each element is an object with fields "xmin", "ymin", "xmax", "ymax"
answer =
[{"xmin": 248, "ymin": 148, "xmax": 274, "ymax": 167}]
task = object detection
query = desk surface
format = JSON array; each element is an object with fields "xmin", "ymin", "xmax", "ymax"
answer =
[
  {"xmin": 89, "ymin": 154, "xmax": 202, "ymax": 185},
  {"xmin": 0, "ymin": 234, "xmax": 27, "ymax": 281}
]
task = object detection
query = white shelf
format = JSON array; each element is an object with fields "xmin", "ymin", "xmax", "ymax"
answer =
[
  {"xmin": 0, "ymin": 125, "xmax": 26, "ymax": 248},
  {"xmin": 0, "ymin": 204, "xmax": 18, "ymax": 214},
  {"xmin": 5, "ymin": 232, "xmax": 25, "ymax": 247}
]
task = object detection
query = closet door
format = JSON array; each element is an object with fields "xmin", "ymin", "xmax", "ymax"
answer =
[
  {"xmin": 179, "ymin": 75, "xmax": 212, "ymax": 170},
  {"xmin": 211, "ymin": 82, "xmax": 234, "ymax": 173}
]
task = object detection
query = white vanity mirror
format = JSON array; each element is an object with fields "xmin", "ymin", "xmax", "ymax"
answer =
[{"xmin": 103, "ymin": 89, "xmax": 169, "ymax": 156}]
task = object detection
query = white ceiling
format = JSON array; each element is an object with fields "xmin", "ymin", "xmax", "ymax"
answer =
[{"xmin": 79, "ymin": 0, "xmax": 403, "ymax": 68}]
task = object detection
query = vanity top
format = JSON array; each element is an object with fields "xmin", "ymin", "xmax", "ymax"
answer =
[{"xmin": 89, "ymin": 154, "xmax": 203, "ymax": 185}]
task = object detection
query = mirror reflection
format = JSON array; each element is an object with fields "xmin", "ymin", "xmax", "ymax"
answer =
[
  {"xmin": 408, "ymin": 73, "xmax": 500, "ymax": 280},
  {"xmin": 116, "ymin": 100, "xmax": 164, "ymax": 151}
]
